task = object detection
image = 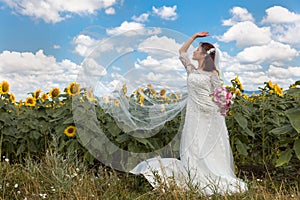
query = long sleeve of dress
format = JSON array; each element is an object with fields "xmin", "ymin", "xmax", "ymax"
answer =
[
  {"xmin": 210, "ymin": 73, "xmax": 222, "ymax": 92},
  {"xmin": 179, "ymin": 53, "xmax": 195, "ymax": 74}
]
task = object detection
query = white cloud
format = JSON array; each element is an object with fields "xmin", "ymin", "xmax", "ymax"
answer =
[
  {"xmin": 73, "ymin": 27, "xmax": 163, "ymax": 61},
  {"xmin": 132, "ymin": 13, "xmax": 149, "ymax": 23},
  {"xmin": 218, "ymin": 21, "xmax": 272, "ymax": 47},
  {"xmin": 236, "ymin": 40, "xmax": 299, "ymax": 64},
  {"xmin": 72, "ymin": 34, "xmax": 113, "ymax": 57},
  {"xmin": 218, "ymin": 50, "xmax": 266, "ymax": 90},
  {"xmin": 223, "ymin": 70, "xmax": 269, "ymax": 91},
  {"xmin": 137, "ymin": 35, "xmax": 182, "ymax": 58},
  {"xmin": 135, "ymin": 55, "xmax": 183, "ymax": 72},
  {"xmin": 225, "ymin": 63, "xmax": 262, "ymax": 72},
  {"xmin": 52, "ymin": 45, "xmax": 61, "ymax": 49},
  {"xmin": 260, "ymin": 6, "xmax": 300, "ymax": 45},
  {"xmin": 217, "ymin": 6, "xmax": 300, "ymax": 91},
  {"xmin": 106, "ymin": 21, "xmax": 145, "ymax": 35},
  {"xmin": 220, "ymin": 51, "xmax": 300, "ymax": 91},
  {"xmin": 152, "ymin": 5, "xmax": 178, "ymax": 21},
  {"xmin": 262, "ymin": 6, "xmax": 300, "ymax": 24},
  {"xmin": 0, "ymin": 50, "xmax": 81, "ymax": 100},
  {"xmin": 267, "ymin": 65, "xmax": 300, "ymax": 79},
  {"xmin": 2, "ymin": 0, "xmax": 118, "ymax": 23},
  {"xmin": 275, "ymin": 25, "xmax": 300, "ymax": 45},
  {"xmin": 222, "ymin": 7, "xmax": 255, "ymax": 26},
  {"xmin": 218, "ymin": 51, "xmax": 262, "ymax": 72},
  {"xmin": 137, "ymin": 56, "xmax": 160, "ymax": 67},
  {"xmin": 105, "ymin": 7, "xmax": 115, "ymax": 15}
]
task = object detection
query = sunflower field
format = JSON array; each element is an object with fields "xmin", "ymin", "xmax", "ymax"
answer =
[{"xmin": 0, "ymin": 77, "xmax": 299, "ymax": 180}]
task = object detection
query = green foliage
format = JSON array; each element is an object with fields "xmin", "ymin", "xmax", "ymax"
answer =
[
  {"xmin": 226, "ymin": 80, "xmax": 300, "ymax": 177},
  {"xmin": 0, "ymin": 80, "xmax": 299, "ymax": 180},
  {"xmin": 1, "ymin": 148, "xmax": 299, "ymax": 199}
]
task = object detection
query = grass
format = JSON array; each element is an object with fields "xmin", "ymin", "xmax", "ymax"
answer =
[{"xmin": 0, "ymin": 147, "xmax": 299, "ymax": 200}]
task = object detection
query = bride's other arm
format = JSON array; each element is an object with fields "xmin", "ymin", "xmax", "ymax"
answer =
[{"xmin": 210, "ymin": 70, "xmax": 222, "ymax": 90}]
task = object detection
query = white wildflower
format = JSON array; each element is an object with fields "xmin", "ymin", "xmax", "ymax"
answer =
[{"xmin": 39, "ymin": 193, "xmax": 47, "ymax": 199}]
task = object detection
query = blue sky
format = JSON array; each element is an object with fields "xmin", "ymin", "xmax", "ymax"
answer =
[{"xmin": 1, "ymin": 0, "xmax": 300, "ymax": 99}]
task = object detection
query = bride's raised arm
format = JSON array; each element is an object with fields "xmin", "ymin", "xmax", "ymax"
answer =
[
  {"xmin": 179, "ymin": 32, "xmax": 209, "ymax": 73},
  {"xmin": 179, "ymin": 32, "xmax": 209, "ymax": 55}
]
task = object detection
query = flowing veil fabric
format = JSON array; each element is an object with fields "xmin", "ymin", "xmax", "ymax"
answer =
[{"xmin": 75, "ymin": 27, "xmax": 191, "ymax": 172}]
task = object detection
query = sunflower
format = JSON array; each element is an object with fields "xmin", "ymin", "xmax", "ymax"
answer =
[
  {"xmin": 139, "ymin": 95, "xmax": 144, "ymax": 106},
  {"xmin": 267, "ymin": 81, "xmax": 274, "ymax": 89},
  {"xmin": 234, "ymin": 88, "xmax": 242, "ymax": 96},
  {"xmin": 0, "ymin": 81, "xmax": 10, "ymax": 95},
  {"xmin": 18, "ymin": 99, "xmax": 23, "ymax": 107},
  {"xmin": 103, "ymin": 95, "xmax": 110, "ymax": 104},
  {"xmin": 290, "ymin": 84, "xmax": 296, "ymax": 88},
  {"xmin": 25, "ymin": 97, "xmax": 36, "ymax": 107},
  {"xmin": 85, "ymin": 88, "xmax": 96, "ymax": 101},
  {"xmin": 33, "ymin": 89, "xmax": 41, "ymax": 99},
  {"xmin": 239, "ymin": 83, "xmax": 244, "ymax": 91},
  {"xmin": 274, "ymin": 84, "xmax": 283, "ymax": 97},
  {"xmin": 122, "ymin": 84, "xmax": 127, "ymax": 95},
  {"xmin": 114, "ymin": 99, "xmax": 120, "ymax": 107},
  {"xmin": 242, "ymin": 94, "xmax": 248, "ymax": 100},
  {"xmin": 41, "ymin": 93, "xmax": 49, "ymax": 102},
  {"xmin": 148, "ymin": 84, "xmax": 156, "ymax": 97},
  {"xmin": 235, "ymin": 75, "xmax": 241, "ymax": 86},
  {"xmin": 66, "ymin": 82, "xmax": 80, "ymax": 96},
  {"xmin": 139, "ymin": 87, "xmax": 145, "ymax": 93},
  {"xmin": 147, "ymin": 83, "xmax": 154, "ymax": 89},
  {"xmin": 49, "ymin": 88, "xmax": 60, "ymax": 99},
  {"xmin": 64, "ymin": 125, "xmax": 76, "ymax": 137},
  {"xmin": 10, "ymin": 93, "xmax": 16, "ymax": 103},
  {"xmin": 150, "ymin": 89, "xmax": 156, "ymax": 97},
  {"xmin": 159, "ymin": 89, "xmax": 167, "ymax": 97}
]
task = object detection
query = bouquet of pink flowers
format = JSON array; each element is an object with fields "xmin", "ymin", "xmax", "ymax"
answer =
[{"xmin": 212, "ymin": 87, "xmax": 235, "ymax": 116}]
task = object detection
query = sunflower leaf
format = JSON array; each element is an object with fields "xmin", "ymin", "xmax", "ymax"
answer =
[
  {"xmin": 293, "ymin": 139, "xmax": 300, "ymax": 160},
  {"xmin": 275, "ymin": 148, "xmax": 293, "ymax": 167}
]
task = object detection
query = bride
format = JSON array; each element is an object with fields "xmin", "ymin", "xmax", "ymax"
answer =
[{"xmin": 130, "ymin": 32, "xmax": 247, "ymax": 195}]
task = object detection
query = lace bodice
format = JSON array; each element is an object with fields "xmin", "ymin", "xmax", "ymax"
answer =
[{"xmin": 179, "ymin": 53, "xmax": 222, "ymax": 113}]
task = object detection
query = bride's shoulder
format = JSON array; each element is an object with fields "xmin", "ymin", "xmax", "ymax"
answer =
[
  {"xmin": 211, "ymin": 70, "xmax": 218, "ymax": 75},
  {"xmin": 210, "ymin": 70, "xmax": 219, "ymax": 77},
  {"xmin": 209, "ymin": 70, "xmax": 220, "ymax": 79}
]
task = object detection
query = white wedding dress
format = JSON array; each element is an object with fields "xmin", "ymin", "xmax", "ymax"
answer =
[{"xmin": 130, "ymin": 54, "xmax": 247, "ymax": 195}]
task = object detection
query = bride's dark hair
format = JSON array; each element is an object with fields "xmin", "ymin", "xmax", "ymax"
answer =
[{"xmin": 200, "ymin": 42, "xmax": 218, "ymax": 72}]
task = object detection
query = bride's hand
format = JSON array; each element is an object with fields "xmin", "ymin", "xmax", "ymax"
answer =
[{"xmin": 193, "ymin": 32, "xmax": 209, "ymax": 38}]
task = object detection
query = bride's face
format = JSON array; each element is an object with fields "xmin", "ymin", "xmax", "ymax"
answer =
[{"xmin": 192, "ymin": 46, "xmax": 206, "ymax": 61}]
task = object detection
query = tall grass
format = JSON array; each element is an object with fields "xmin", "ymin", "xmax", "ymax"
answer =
[{"xmin": 0, "ymin": 143, "xmax": 299, "ymax": 200}]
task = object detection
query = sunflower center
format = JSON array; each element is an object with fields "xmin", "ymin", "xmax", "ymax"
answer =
[
  {"xmin": 2, "ymin": 85, "xmax": 8, "ymax": 92},
  {"xmin": 34, "ymin": 90, "xmax": 41, "ymax": 98},
  {"xmin": 71, "ymin": 85, "xmax": 79, "ymax": 94},
  {"xmin": 68, "ymin": 128, "xmax": 74, "ymax": 133},
  {"xmin": 52, "ymin": 90, "xmax": 59, "ymax": 97}
]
